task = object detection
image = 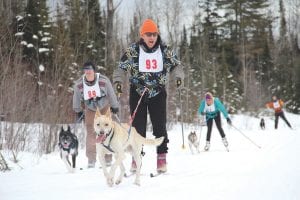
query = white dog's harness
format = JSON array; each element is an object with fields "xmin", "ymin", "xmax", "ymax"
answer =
[{"xmin": 100, "ymin": 128, "xmax": 115, "ymax": 153}]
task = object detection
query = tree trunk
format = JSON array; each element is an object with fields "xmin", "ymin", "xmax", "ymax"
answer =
[{"xmin": 105, "ymin": 0, "xmax": 115, "ymax": 77}]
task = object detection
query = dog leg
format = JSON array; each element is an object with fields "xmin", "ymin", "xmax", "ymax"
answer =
[
  {"xmin": 63, "ymin": 156, "xmax": 73, "ymax": 172},
  {"xmin": 115, "ymin": 162, "xmax": 125, "ymax": 185},
  {"xmin": 109, "ymin": 152, "xmax": 125, "ymax": 186},
  {"xmin": 71, "ymin": 155, "xmax": 76, "ymax": 173},
  {"xmin": 72, "ymin": 155, "xmax": 76, "ymax": 168},
  {"xmin": 97, "ymin": 146, "xmax": 111, "ymax": 185},
  {"xmin": 196, "ymin": 143, "xmax": 200, "ymax": 153},
  {"xmin": 189, "ymin": 143, "xmax": 194, "ymax": 154},
  {"xmin": 61, "ymin": 151, "xmax": 73, "ymax": 172},
  {"xmin": 132, "ymin": 149, "xmax": 142, "ymax": 186}
]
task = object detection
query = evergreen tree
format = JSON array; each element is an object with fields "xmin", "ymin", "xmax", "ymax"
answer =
[
  {"xmin": 22, "ymin": 0, "xmax": 51, "ymax": 74},
  {"xmin": 271, "ymin": 0, "xmax": 293, "ymax": 108},
  {"xmin": 50, "ymin": 3, "xmax": 74, "ymax": 82},
  {"xmin": 216, "ymin": 0, "xmax": 272, "ymax": 111},
  {"xmin": 84, "ymin": 0, "xmax": 106, "ymax": 70},
  {"xmin": 178, "ymin": 26, "xmax": 193, "ymax": 122},
  {"xmin": 64, "ymin": 0, "xmax": 85, "ymax": 65}
]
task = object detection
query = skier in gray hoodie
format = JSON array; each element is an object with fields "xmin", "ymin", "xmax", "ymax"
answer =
[{"xmin": 73, "ymin": 61, "xmax": 119, "ymax": 168}]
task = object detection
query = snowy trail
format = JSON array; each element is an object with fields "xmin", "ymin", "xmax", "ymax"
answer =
[{"xmin": 1, "ymin": 113, "xmax": 300, "ymax": 200}]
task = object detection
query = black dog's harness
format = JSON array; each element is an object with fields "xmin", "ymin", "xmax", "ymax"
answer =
[{"xmin": 100, "ymin": 128, "xmax": 115, "ymax": 153}]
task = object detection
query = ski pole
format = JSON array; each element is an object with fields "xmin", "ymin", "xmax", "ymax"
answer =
[
  {"xmin": 178, "ymin": 88, "xmax": 185, "ymax": 149},
  {"xmin": 197, "ymin": 114, "xmax": 207, "ymax": 144},
  {"xmin": 197, "ymin": 117, "xmax": 204, "ymax": 144},
  {"xmin": 231, "ymin": 124, "xmax": 261, "ymax": 149}
]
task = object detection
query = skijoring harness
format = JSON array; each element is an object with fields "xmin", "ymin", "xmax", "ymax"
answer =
[
  {"xmin": 98, "ymin": 86, "xmax": 149, "ymax": 153},
  {"xmin": 98, "ymin": 128, "xmax": 115, "ymax": 153}
]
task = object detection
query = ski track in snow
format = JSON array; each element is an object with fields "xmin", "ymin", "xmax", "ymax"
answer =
[{"xmin": 1, "ymin": 113, "xmax": 300, "ymax": 200}]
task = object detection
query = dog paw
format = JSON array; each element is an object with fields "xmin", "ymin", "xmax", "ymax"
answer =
[
  {"xmin": 115, "ymin": 179, "xmax": 122, "ymax": 185},
  {"xmin": 106, "ymin": 178, "xmax": 114, "ymax": 187},
  {"xmin": 134, "ymin": 180, "xmax": 141, "ymax": 186}
]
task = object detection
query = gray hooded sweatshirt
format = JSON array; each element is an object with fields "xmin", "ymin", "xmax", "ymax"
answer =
[{"xmin": 73, "ymin": 73, "xmax": 119, "ymax": 113}]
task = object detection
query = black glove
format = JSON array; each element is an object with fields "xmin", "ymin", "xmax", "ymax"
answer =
[
  {"xmin": 226, "ymin": 118, "xmax": 232, "ymax": 125},
  {"xmin": 176, "ymin": 78, "xmax": 182, "ymax": 88},
  {"xmin": 110, "ymin": 107, "xmax": 119, "ymax": 114},
  {"xmin": 115, "ymin": 82, "xmax": 122, "ymax": 94},
  {"xmin": 76, "ymin": 111, "xmax": 84, "ymax": 123}
]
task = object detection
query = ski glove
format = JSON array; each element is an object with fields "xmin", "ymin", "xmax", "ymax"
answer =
[
  {"xmin": 115, "ymin": 82, "xmax": 122, "ymax": 94},
  {"xmin": 76, "ymin": 111, "xmax": 84, "ymax": 123},
  {"xmin": 176, "ymin": 78, "xmax": 182, "ymax": 88},
  {"xmin": 110, "ymin": 107, "xmax": 119, "ymax": 114},
  {"xmin": 226, "ymin": 118, "xmax": 232, "ymax": 125}
]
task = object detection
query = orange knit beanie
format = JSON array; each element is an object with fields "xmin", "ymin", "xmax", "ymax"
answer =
[{"xmin": 140, "ymin": 19, "xmax": 159, "ymax": 36}]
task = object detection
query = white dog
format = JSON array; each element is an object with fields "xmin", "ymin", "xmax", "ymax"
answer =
[{"xmin": 94, "ymin": 108, "xmax": 164, "ymax": 186}]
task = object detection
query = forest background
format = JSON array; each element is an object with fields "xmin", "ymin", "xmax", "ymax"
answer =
[{"xmin": 1, "ymin": 0, "xmax": 300, "ymax": 126}]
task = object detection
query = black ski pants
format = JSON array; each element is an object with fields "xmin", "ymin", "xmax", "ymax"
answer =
[
  {"xmin": 275, "ymin": 111, "xmax": 291, "ymax": 129},
  {"xmin": 129, "ymin": 86, "xmax": 169, "ymax": 154},
  {"xmin": 206, "ymin": 112, "xmax": 226, "ymax": 142}
]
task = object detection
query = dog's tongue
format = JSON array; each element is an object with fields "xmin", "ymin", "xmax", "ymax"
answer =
[{"xmin": 96, "ymin": 134, "xmax": 106, "ymax": 143}]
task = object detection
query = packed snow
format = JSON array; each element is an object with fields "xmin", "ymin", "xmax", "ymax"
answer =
[{"xmin": 1, "ymin": 112, "xmax": 299, "ymax": 200}]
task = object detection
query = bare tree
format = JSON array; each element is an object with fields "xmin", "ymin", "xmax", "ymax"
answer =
[
  {"xmin": 0, "ymin": 151, "xmax": 10, "ymax": 171},
  {"xmin": 105, "ymin": 0, "xmax": 123, "ymax": 77}
]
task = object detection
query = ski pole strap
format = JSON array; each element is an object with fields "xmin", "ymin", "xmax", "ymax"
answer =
[
  {"xmin": 127, "ymin": 86, "xmax": 149, "ymax": 137},
  {"xmin": 129, "ymin": 87, "xmax": 149, "ymax": 125},
  {"xmin": 114, "ymin": 113, "xmax": 121, "ymax": 124},
  {"xmin": 76, "ymin": 113, "xmax": 84, "ymax": 123}
]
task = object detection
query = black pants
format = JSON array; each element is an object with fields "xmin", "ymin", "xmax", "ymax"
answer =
[
  {"xmin": 275, "ymin": 111, "xmax": 291, "ymax": 129},
  {"xmin": 206, "ymin": 112, "xmax": 226, "ymax": 142},
  {"xmin": 129, "ymin": 86, "xmax": 169, "ymax": 154}
]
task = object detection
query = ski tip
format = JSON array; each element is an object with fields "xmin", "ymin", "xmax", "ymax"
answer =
[
  {"xmin": 124, "ymin": 172, "xmax": 134, "ymax": 178},
  {"xmin": 150, "ymin": 172, "xmax": 166, "ymax": 177},
  {"xmin": 150, "ymin": 172, "xmax": 161, "ymax": 178}
]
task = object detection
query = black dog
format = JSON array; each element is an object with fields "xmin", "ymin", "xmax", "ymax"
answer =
[
  {"xmin": 58, "ymin": 125, "xmax": 78, "ymax": 172},
  {"xmin": 260, "ymin": 118, "xmax": 265, "ymax": 130}
]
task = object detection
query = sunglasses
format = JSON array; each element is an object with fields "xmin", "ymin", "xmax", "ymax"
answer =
[{"xmin": 144, "ymin": 32, "xmax": 158, "ymax": 37}]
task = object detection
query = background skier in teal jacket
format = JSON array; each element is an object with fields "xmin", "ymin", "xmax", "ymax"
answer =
[{"xmin": 198, "ymin": 92, "xmax": 232, "ymax": 151}]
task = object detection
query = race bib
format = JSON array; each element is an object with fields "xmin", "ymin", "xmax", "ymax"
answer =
[
  {"xmin": 273, "ymin": 101, "xmax": 280, "ymax": 109},
  {"xmin": 139, "ymin": 46, "xmax": 163, "ymax": 72},
  {"xmin": 204, "ymin": 102, "xmax": 216, "ymax": 113},
  {"xmin": 83, "ymin": 73, "xmax": 102, "ymax": 100}
]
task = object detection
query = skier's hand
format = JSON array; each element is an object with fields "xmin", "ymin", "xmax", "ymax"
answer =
[
  {"xmin": 176, "ymin": 78, "xmax": 182, "ymax": 88},
  {"xmin": 115, "ymin": 82, "xmax": 122, "ymax": 94},
  {"xmin": 110, "ymin": 107, "xmax": 119, "ymax": 114},
  {"xmin": 226, "ymin": 118, "xmax": 232, "ymax": 125}
]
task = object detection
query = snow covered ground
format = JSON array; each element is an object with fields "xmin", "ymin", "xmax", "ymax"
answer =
[{"xmin": 1, "ymin": 113, "xmax": 299, "ymax": 200}]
